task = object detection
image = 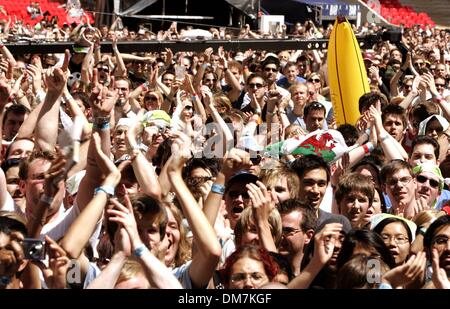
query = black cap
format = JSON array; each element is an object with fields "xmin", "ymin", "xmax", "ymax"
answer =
[{"xmin": 226, "ymin": 170, "xmax": 258, "ymax": 190}]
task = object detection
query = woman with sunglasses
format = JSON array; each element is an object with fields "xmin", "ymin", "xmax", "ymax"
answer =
[{"xmin": 143, "ymin": 90, "xmax": 164, "ymax": 111}]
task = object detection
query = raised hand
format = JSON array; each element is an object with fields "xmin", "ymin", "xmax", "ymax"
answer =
[
  {"xmin": 312, "ymin": 223, "xmax": 342, "ymax": 266},
  {"xmin": 34, "ymin": 236, "xmax": 71, "ymax": 289},
  {"xmin": 0, "ymin": 76, "xmax": 12, "ymax": 107},
  {"xmin": 92, "ymin": 132, "xmax": 124, "ymax": 188},
  {"xmin": 431, "ymin": 248, "xmax": 450, "ymax": 289},
  {"xmin": 107, "ymin": 193, "xmax": 142, "ymax": 251},
  {"xmin": 167, "ymin": 130, "xmax": 192, "ymax": 173},
  {"xmin": 382, "ymin": 251, "xmax": 427, "ymax": 288},
  {"xmin": 246, "ymin": 181, "xmax": 275, "ymax": 223},
  {"xmin": 45, "ymin": 67, "xmax": 67, "ymax": 94},
  {"xmin": 43, "ymin": 150, "xmax": 68, "ymax": 197},
  {"xmin": 220, "ymin": 148, "xmax": 252, "ymax": 180},
  {"xmin": 90, "ymin": 82, "xmax": 117, "ymax": 117}
]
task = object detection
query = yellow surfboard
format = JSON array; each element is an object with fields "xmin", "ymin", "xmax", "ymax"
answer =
[{"xmin": 327, "ymin": 17, "xmax": 370, "ymax": 126}]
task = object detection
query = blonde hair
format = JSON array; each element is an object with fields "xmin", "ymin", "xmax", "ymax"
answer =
[
  {"xmin": 234, "ymin": 206, "xmax": 282, "ymax": 247},
  {"xmin": 413, "ymin": 209, "xmax": 446, "ymax": 228},
  {"xmin": 116, "ymin": 258, "xmax": 148, "ymax": 287},
  {"xmin": 165, "ymin": 202, "xmax": 192, "ymax": 267},
  {"xmin": 260, "ymin": 164, "xmax": 300, "ymax": 199}
]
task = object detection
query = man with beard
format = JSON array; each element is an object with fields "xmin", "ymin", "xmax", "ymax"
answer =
[
  {"xmin": 423, "ymin": 215, "xmax": 450, "ymax": 288},
  {"xmin": 290, "ymin": 155, "xmax": 351, "ymax": 230},
  {"xmin": 278, "ymin": 199, "xmax": 316, "ymax": 277},
  {"xmin": 380, "ymin": 159, "xmax": 417, "ymax": 219}
]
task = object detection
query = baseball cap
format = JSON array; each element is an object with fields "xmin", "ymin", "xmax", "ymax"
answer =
[
  {"xmin": 226, "ymin": 170, "xmax": 258, "ymax": 190},
  {"xmin": 261, "ymin": 52, "xmax": 280, "ymax": 68},
  {"xmin": 142, "ymin": 110, "xmax": 171, "ymax": 128},
  {"xmin": 116, "ymin": 117, "xmax": 135, "ymax": 129}
]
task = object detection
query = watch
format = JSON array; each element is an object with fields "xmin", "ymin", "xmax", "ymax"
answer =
[{"xmin": 418, "ymin": 227, "xmax": 427, "ymax": 237}]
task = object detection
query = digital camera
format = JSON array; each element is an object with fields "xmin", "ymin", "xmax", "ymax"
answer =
[{"xmin": 22, "ymin": 238, "xmax": 46, "ymax": 260}]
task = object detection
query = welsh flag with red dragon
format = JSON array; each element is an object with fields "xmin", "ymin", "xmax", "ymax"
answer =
[{"xmin": 263, "ymin": 129, "xmax": 349, "ymax": 163}]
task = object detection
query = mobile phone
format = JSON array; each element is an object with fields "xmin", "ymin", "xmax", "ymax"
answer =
[{"xmin": 23, "ymin": 238, "xmax": 46, "ymax": 260}]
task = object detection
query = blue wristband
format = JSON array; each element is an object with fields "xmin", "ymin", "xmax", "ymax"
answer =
[
  {"xmin": 211, "ymin": 183, "xmax": 225, "ymax": 195},
  {"xmin": 134, "ymin": 244, "xmax": 148, "ymax": 257},
  {"xmin": 93, "ymin": 122, "xmax": 110, "ymax": 130},
  {"xmin": 94, "ymin": 185, "xmax": 115, "ymax": 197},
  {"xmin": 378, "ymin": 282, "xmax": 392, "ymax": 289}
]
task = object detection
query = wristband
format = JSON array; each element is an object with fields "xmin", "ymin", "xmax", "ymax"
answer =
[
  {"xmin": 0, "ymin": 276, "xmax": 11, "ymax": 288},
  {"xmin": 365, "ymin": 128, "xmax": 371, "ymax": 136},
  {"xmin": 134, "ymin": 244, "xmax": 148, "ymax": 257},
  {"xmin": 442, "ymin": 205, "xmax": 450, "ymax": 216},
  {"xmin": 93, "ymin": 121, "xmax": 110, "ymax": 130},
  {"xmin": 211, "ymin": 183, "xmax": 225, "ymax": 195},
  {"xmin": 362, "ymin": 144, "xmax": 370, "ymax": 154},
  {"xmin": 94, "ymin": 185, "xmax": 115, "ymax": 197},
  {"xmin": 366, "ymin": 142, "xmax": 374, "ymax": 153},
  {"xmin": 378, "ymin": 283, "xmax": 393, "ymax": 289},
  {"xmin": 40, "ymin": 194, "xmax": 54, "ymax": 205},
  {"xmin": 418, "ymin": 227, "xmax": 427, "ymax": 237}
]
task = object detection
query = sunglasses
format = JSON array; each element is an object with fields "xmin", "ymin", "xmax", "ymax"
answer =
[
  {"xmin": 228, "ymin": 190, "xmax": 250, "ymax": 199},
  {"xmin": 416, "ymin": 175, "xmax": 440, "ymax": 188},
  {"xmin": 248, "ymin": 83, "xmax": 264, "ymax": 89},
  {"xmin": 435, "ymin": 83, "xmax": 446, "ymax": 88},
  {"xmin": 184, "ymin": 105, "xmax": 193, "ymax": 111},
  {"xmin": 145, "ymin": 95, "xmax": 158, "ymax": 101},
  {"xmin": 264, "ymin": 67, "xmax": 278, "ymax": 72},
  {"xmin": 309, "ymin": 78, "xmax": 321, "ymax": 83},
  {"xmin": 97, "ymin": 67, "xmax": 109, "ymax": 73},
  {"xmin": 250, "ymin": 155, "xmax": 262, "ymax": 165}
]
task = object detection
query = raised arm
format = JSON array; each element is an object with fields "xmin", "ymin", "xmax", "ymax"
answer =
[
  {"xmin": 112, "ymin": 36, "xmax": 127, "ymax": 77},
  {"xmin": 288, "ymin": 223, "xmax": 342, "ymax": 289},
  {"xmin": 166, "ymin": 131, "xmax": 221, "ymax": 288},
  {"xmin": 125, "ymin": 112, "xmax": 162, "ymax": 200},
  {"xmin": 34, "ymin": 51, "xmax": 70, "ymax": 152},
  {"xmin": 107, "ymin": 195, "xmax": 183, "ymax": 289},
  {"xmin": 369, "ymin": 105, "xmax": 408, "ymax": 161}
]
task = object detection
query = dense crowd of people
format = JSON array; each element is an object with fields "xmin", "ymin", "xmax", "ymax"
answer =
[{"xmin": 0, "ymin": 9, "xmax": 449, "ymax": 290}]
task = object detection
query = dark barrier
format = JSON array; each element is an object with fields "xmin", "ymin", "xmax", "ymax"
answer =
[{"xmin": 4, "ymin": 35, "xmax": 379, "ymax": 54}]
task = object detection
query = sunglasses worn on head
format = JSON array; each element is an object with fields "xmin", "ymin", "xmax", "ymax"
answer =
[{"xmin": 416, "ymin": 174, "xmax": 440, "ymax": 188}]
